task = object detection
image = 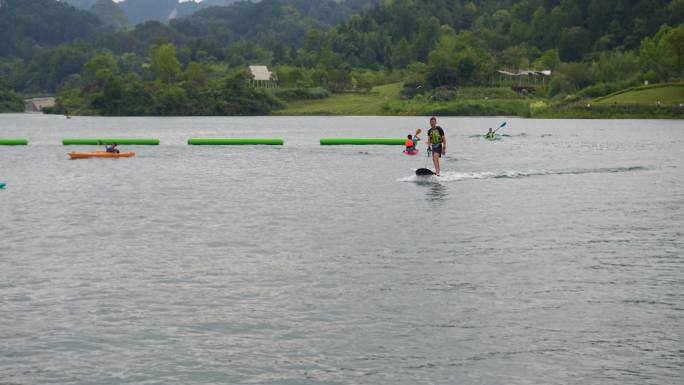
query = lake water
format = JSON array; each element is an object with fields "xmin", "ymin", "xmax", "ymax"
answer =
[{"xmin": 1, "ymin": 114, "xmax": 682, "ymax": 385}]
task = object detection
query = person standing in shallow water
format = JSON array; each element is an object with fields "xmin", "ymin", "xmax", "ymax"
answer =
[{"xmin": 427, "ymin": 117, "xmax": 446, "ymax": 176}]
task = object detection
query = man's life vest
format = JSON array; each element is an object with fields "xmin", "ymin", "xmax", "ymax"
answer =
[{"xmin": 429, "ymin": 128, "xmax": 442, "ymax": 144}]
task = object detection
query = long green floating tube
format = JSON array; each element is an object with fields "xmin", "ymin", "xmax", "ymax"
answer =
[
  {"xmin": 320, "ymin": 138, "xmax": 405, "ymax": 145},
  {"xmin": 188, "ymin": 138, "xmax": 284, "ymax": 145},
  {"xmin": 0, "ymin": 138, "xmax": 29, "ymax": 145},
  {"xmin": 62, "ymin": 138, "xmax": 160, "ymax": 145}
]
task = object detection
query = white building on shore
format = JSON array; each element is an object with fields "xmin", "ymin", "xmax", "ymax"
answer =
[{"xmin": 248, "ymin": 65, "xmax": 278, "ymax": 88}]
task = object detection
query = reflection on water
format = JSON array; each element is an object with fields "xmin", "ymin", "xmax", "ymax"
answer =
[{"xmin": 426, "ymin": 182, "xmax": 448, "ymax": 202}]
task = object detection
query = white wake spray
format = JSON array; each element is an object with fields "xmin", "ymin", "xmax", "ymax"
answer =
[{"xmin": 398, "ymin": 166, "xmax": 646, "ymax": 183}]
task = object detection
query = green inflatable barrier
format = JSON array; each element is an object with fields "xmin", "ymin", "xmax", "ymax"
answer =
[
  {"xmin": 188, "ymin": 138, "xmax": 284, "ymax": 145},
  {"xmin": 0, "ymin": 138, "xmax": 28, "ymax": 145},
  {"xmin": 62, "ymin": 138, "xmax": 160, "ymax": 145},
  {"xmin": 320, "ymin": 138, "xmax": 405, "ymax": 145}
]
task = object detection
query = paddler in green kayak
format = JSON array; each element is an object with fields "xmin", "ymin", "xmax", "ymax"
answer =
[{"xmin": 485, "ymin": 127, "xmax": 495, "ymax": 140}]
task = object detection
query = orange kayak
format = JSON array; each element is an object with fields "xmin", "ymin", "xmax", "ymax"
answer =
[{"xmin": 68, "ymin": 151, "xmax": 136, "ymax": 159}]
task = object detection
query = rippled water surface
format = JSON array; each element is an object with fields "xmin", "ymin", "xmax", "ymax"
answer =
[{"xmin": 1, "ymin": 114, "xmax": 683, "ymax": 385}]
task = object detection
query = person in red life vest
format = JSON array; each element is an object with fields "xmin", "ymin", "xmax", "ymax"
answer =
[
  {"xmin": 404, "ymin": 128, "xmax": 422, "ymax": 153},
  {"xmin": 405, "ymin": 135, "xmax": 415, "ymax": 151}
]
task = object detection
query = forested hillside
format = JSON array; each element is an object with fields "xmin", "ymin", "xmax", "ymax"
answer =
[
  {"xmin": 119, "ymin": 0, "xmax": 183, "ymax": 24},
  {"xmin": 90, "ymin": 0, "xmax": 129, "ymax": 28},
  {"xmin": 0, "ymin": 0, "xmax": 682, "ymax": 116},
  {"xmin": 61, "ymin": 0, "xmax": 99, "ymax": 9},
  {"xmin": 295, "ymin": 0, "xmax": 684, "ymax": 95},
  {"xmin": 62, "ymin": 0, "xmax": 243, "ymax": 23},
  {"xmin": 0, "ymin": 0, "xmax": 380, "ymax": 92},
  {"xmin": 0, "ymin": 77, "xmax": 24, "ymax": 112},
  {"xmin": 170, "ymin": 0, "xmax": 382, "ymax": 48},
  {"xmin": 311, "ymin": 0, "xmax": 682, "ymax": 66},
  {"xmin": 0, "ymin": 0, "xmax": 101, "ymax": 57}
]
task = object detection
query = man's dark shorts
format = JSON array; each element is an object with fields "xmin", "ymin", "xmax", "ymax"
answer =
[{"xmin": 431, "ymin": 143, "xmax": 442, "ymax": 156}]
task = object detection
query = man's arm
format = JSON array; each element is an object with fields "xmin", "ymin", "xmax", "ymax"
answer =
[{"xmin": 441, "ymin": 128, "xmax": 446, "ymax": 154}]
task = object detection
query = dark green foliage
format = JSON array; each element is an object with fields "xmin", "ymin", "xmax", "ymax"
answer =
[
  {"xmin": 62, "ymin": 0, "xmax": 99, "ymax": 9},
  {"xmin": 305, "ymin": 0, "xmax": 679, "ymax": 72},
  {"xmin": 0, "ymin": 77, "xmax": 24, "ymax": 112},
  {"xmin": 130, "ymin": 21, "xmax": 183, "ymax": 46},
  {"xmin": 429, "ymin": 87, "xmax": 457, "ymax": 102},
  {"xmin": 210, "ymin": 70, "xmax": 283, "ymax": 115},
  {"xmin": 62, "ymin": 59, "xmax": 282, "ymax": 115},
  {"xmin": 119, "ymin": 0, "xmax": 178, "ymax": 25},
  {"xmin": 90, "ymin": 0, "xmax": 129, "ymax": 29},
  {"xmin": 170, "ymin": 0, "xmax": 379, "ymax": 48},
  {"xmin": 0, "ymin": 0, "xmax": 102, "ymax": 57},
  {"xmin": 11, "ymin": 42, "xmax": 92, "ymax": 92},
  {"xmin": 177, "ymin": 1, "xmax": 204, "ymax": 18},
  {"xmin": 558, "ymin": 27, "xmax": 591, "ymax": 61},
  {"xmin": 68, "ymin": 0, "xmax": 246, "ymax": 24},
  {"xmin": 577, "ymin": 81, "xmax": 637, "ymax": 98},
  {"xmin": 152, "ymin": 84, "xmax": 188, "ymax": 115},
  {"xmin": 400, "ymin": 80, "xmax": 426, "ymax": 99}
]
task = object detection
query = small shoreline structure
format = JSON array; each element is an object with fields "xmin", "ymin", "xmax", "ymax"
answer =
[{"xmin": 24, "ymin": 97, "xmax": 55, "ymax": 113}]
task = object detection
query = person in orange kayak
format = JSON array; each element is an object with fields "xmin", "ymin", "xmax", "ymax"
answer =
[{"xmin": 105, "ymin": 143, "xmax": 120, "ymax": 154}]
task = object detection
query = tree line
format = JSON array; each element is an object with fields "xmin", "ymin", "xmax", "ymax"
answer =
[{"xmin": 0, "ymin": 0, "xmax": 683, "ymax": 114}]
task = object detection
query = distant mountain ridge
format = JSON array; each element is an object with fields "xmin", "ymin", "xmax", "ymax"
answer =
[
  {"xmin": 0, "ymin": 0, "xmax": 378, "ymax": 58},
  {"xmin": 62, "ymin": 0, "xmax": 246, "ymax": 24},
  {"xmin": 90, "ymin": 0, "xmax": 129, "ymax": 28},
  {"xmin": 60, "ymin": 1, "xmax": 377, "ymax": 26},
  {"xmin": 170, "ymin": 0, "xmax": 381, "ymax": 47},
  {"xmin": 0, "ymin": 0, "xmax": 101, "ymax": 57}
]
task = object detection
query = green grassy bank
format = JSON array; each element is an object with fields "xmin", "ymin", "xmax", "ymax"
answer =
[
  {"xmin": 593, "ymin": 83, "xmax": 684, "ymax": 106},
  {"xmin": 275, "ymin": 83, "xmax": 402, "ymax": 115},
  {"xmin": 275, "ymin": 83, "xmax": 684, "ymax": 119}
]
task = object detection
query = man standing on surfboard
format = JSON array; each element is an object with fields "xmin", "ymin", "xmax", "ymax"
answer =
[{"xmin": 427, "ymin": 117, "xmax": 446, "ymax": 176}]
